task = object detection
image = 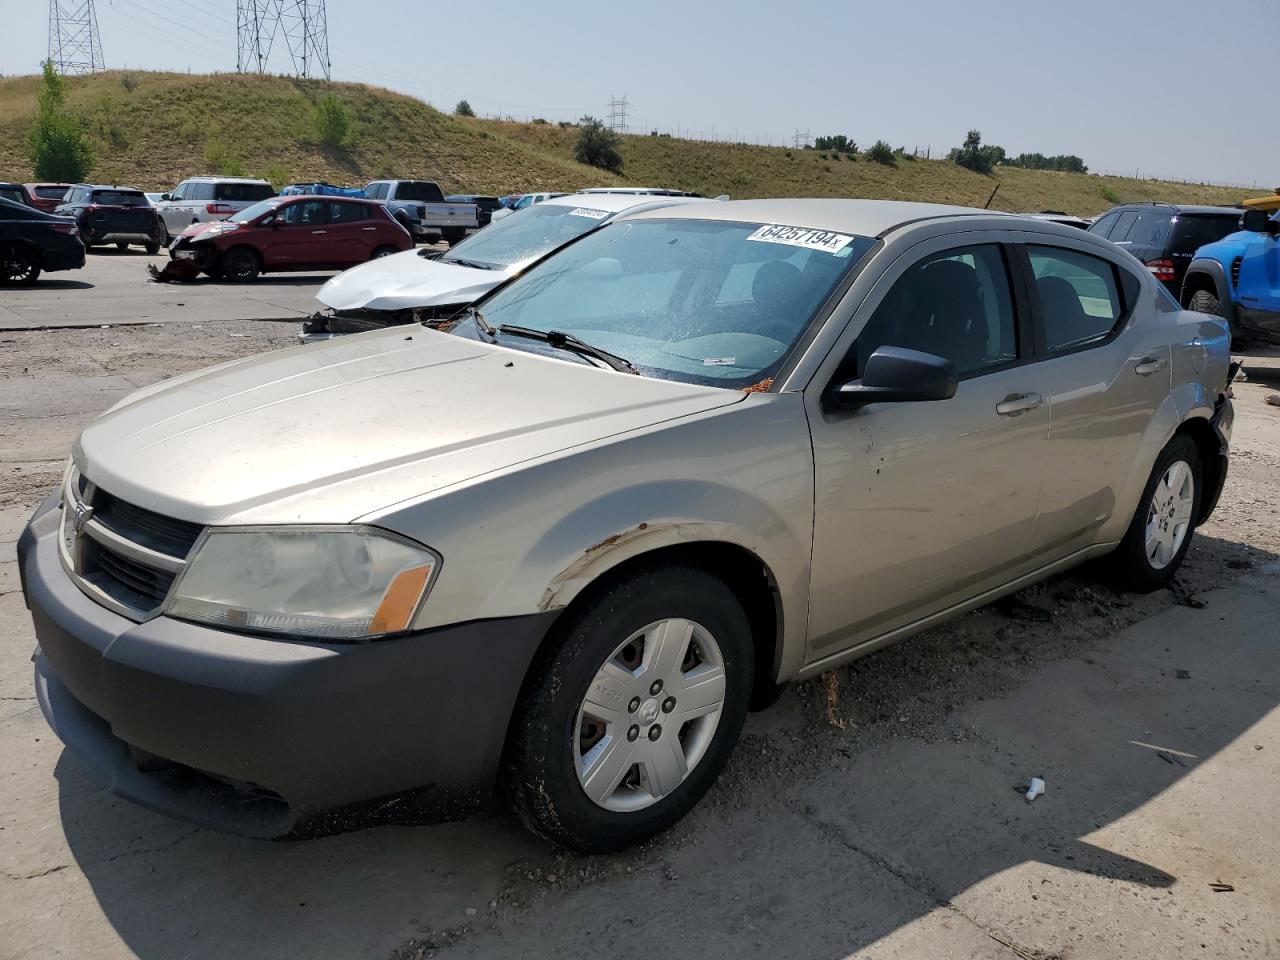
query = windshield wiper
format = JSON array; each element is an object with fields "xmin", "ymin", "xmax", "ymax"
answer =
[
  {"xmin": 441, "ymin": 255, "xmax": 501, "ymax": 270},
  {"xmin": 496, "ymin": 325, "xmax": 639, "ymax": 374}
]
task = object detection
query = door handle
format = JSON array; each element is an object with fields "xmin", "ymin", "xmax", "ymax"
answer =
[
  {"xmin": 311, "ymin": 230, "xmax": 328, "ymax": 235},
  {"xmin": 995, "ymin": 392, "xmax": 1043, "ymax": 416},
  {"xmin": 361, "ymin": 227, "xmax": 377, "ymax": 231},
  {"xmin": 1135, "ymin": 355, "xmax": 1167, "ymax": 376}
]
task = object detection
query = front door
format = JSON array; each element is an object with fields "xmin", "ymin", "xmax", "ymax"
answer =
[
  {"xmin": 805, "ymin": 240, "xmax": 1049, "ymax": 660},
  {"xmin": 1237, "ymin": 220, "xmax": 1280, "ymax": 333},
  {"xmin": 269, "ymin": 199, "xmax": 331, "ymax": 267}
]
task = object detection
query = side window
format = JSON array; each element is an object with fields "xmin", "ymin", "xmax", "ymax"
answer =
[
  {"xmin": 366, "ymin": 183, "xmax": 389, "ymax": 200},
  {"xmin": 279, "ymin": 200, "xmax": 328, "ymax": 226},
  {"xmin": 169, "ymin": 182, "xmax": 188, "ymax": 201},
  {"xmin": 853, "ymin": 244, "xmax": 1018, "ymax": 378},
  {"xmin": 1108, "ymin": 211, "xmax": 1138, "ymax": 243},
  {"xmin": 1126, "ymin": 211, "xmax": 1171, "ymax": 250},
  {"xmin": 1089, "ymin": 212, "xmax": 1120, "ymax": 238},
  {"xmin": 1027, "ymin": 246, "xmax": 1123, "ymax": 353},
  {"xmin": 328, "ymin": 201, "xmax": 369, "ymax": 223}
]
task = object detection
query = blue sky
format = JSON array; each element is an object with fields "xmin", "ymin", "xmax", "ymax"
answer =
[{"xmin": 4, "ymin": 0, "xmax": 1275, "ymax": 187}]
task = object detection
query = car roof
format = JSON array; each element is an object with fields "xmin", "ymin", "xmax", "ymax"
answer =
[
  {"xmin": 617, "ymin": 198, "xmax": 1009, "ymax": 236},
  {"xmin": 542, "ymin": 192, "xmax": 712, "ymax": 214},
  {"xmin": 182, "ymin": 176, "xmax": 271, "ymax": 184},
  {"xmin": 77, "ymin": 184, "xmax": 146, "ymax": 191},
  {"xmin": 1105, "ymin": 202, "xmax": 1241, "ymax": 216},
  {"xmin": 282, "ymin": 195, "xmax": 380, "ymax": 204}
]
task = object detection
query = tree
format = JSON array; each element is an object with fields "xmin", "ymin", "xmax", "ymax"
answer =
[
  {"xmin": 951, "ymin": 129, "xmax": 1005, "ymax": 175},
  {"xmin": 574, "ymin": 116, "xmax": 623, "ymax": 173},
  {"xmin": 311, "ymin": 93, "xmax": 350, "ymax": 148},
  {"xmin": 455, "ymin": 99, "xmax": 475, "ymax": 117},
  {"xmin": 865, "ymin": 140, "xmax": 896, "ymax": 166},
  {"xmin": 26, "ymin": 61, "xmax": 92, "ymax": 182},
  {"xmin": 814, "ymin": 134, "xmax": 857, "ymax": 156}
]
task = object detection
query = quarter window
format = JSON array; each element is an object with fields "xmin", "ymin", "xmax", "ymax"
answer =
[
  {"xmin": 853, "ymin": 244, "xmax": 1018, "ymax": 378},
  {"xmin": 1108, "ymin": 211, "xmax": 1138, "ymax": 242},
  {"xmin": 1027, "ymin": 246, "xmax": 1123, "ymax": 352}
]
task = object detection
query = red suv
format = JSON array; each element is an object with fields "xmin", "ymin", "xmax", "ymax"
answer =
[{"xmin": 169, "ymin": 195, "xmax": 412, "ymax": 282}]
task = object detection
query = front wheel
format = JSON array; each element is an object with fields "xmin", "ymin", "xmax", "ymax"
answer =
[
  {"xmin": 1103, "ymin": 435, "xmax": 1201, "ymax": 592},
  {"xmin": 371, "ymin": 245, "xmax": 399, "ymax": 260},
  {"xmin": 221, "ymin": 246, "xmax": 261, "ymax": 283},
  {"xmin": 505, "ymin": 565, "xmax": 753, "ymax": 852}
]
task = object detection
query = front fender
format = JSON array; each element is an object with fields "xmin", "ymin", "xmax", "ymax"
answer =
[{"xmin": 1182, "ymin": 258, "xmax": 1233, "ymax": 313}]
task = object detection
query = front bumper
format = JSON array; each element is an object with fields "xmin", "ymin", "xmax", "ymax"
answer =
[{"xmin": 18, "ymin": 494, "xmax": 555, "ymax": 838}]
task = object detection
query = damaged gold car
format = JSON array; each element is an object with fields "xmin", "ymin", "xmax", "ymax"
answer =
[{"xmin": 19, "ymin": 199, "xmax": 1233, "ymax": 851}]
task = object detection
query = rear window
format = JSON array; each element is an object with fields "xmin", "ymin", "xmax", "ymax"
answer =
[
  {"xmin": 1169, "ymin": 215, "xmax": 1240, "ymax": 254},
  {"xmin": 0, "ymin": 186, "xmax": 26, "ymax": 205},
  {"xmin": 1120, "ymin": 211, "xmax": 1171, "ymax": 249},
  {"xmin": 215, "ymin": 182, "xmax": 275, "ymax": 203},
  {"xmin": 391, "ymin": 181, "xmax": 444, "ymax": 202},
  {"xmin": 34, "ymin": 186, "xmax": 68, "ymax": 199},
  {"xmin": 91, "ymin": 189, "xmax": 147, "ymax": 206}
]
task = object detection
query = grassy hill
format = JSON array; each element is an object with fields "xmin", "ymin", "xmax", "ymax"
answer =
[{"xmin": 0, "ymin": 71, "xmax": 1256, "ymax": 216}]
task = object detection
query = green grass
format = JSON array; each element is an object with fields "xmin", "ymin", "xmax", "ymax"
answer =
[{"xmin": 0, "ymin": 70, "xmax": 1256, "ymax": 216}]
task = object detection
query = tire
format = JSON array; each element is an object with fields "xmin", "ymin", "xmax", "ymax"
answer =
[
  {"xmin": 157, "ymin": 221, "xmax": 170, "ymax": 246},
  {"xmin": 505, "ymin": 564, "xmax": 753, "ymax": 853},
  {"xmin": 221, "ymin": 246, "xmax": 260, "ymax": 283},
  {"xmin": 145, "ymin": 241, "xmax": 162, "ymax": 256},
  {"xmin": 444, "ymin": 229, "xmax": 466, "ymax": 246},
  {"xmin": 1103, "ymin": 435, "xmax": 1201, "ymax": 592},
  {"xmin": 0, "ymin": 244, "xmax": 42, "ymax": 286},
  {"xmin": 115, "ymin": 241, "xmax": 129, "ymax": 251},
  {"xmin": 371, "ymin": 245, "xmax": 399, "ymax": 260},
  {"xmin": 1187, "ymin": 288, "xmax": 1224, "ymax": 318}
]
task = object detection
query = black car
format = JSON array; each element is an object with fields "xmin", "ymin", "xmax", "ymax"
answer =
[
  {"xmin": 447, "ymin": 194, "xmax": 503, "ymax": 227},
  {"xmin": 0, "ymin": 196, "xmax": 86, "ymax": 285},
  {"xmin": 1088, "ymin": 202, "xmax": 1241, "ymax": 295},
  {"xmin": 0, "ymin": 182, "xmax": 35, "ymax": 208},
  {"xmin": 54, "ymin": 184, "xmax": 165, "ymax": 254}
]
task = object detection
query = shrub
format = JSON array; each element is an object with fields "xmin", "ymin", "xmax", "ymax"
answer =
[
  {"xmin": 866, "ymin": 140, "xmax": 896, "ymax": 166},
  {"xmin": 1102, "ymin": 186, "xmax": 1121, "ymax": 205},
  {"xmin": 119, "ymin": 72, "xmax": 138, "ymax": 92},
  {"xmin": 454, "ymin": 99, "xmax": 475, "ymax": 117},
  {"xmin": 27, "ymin": 61, "xmax": 92, "ymax": 182},
  {"xmin": 952, "ymin": 129, "xmax": 1005, "ymax": 175},
  {"xmin": 532, "ymin": 117, "xmax": 548, "ymax": 125},
  {"xmin": 311, "ymin": 93, "xmax": 350, "ymax": 148},
  {"xmin": 814, "ymin": 134, "xmax": 856, "ymax": 156},
  {"xmin": 573, "ymin": 116, "xmax": 623, "ymax": 173}
]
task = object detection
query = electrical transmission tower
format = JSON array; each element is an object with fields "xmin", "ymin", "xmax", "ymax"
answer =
[
  {"xmin": 606, "ymin": 94, "xmax": 630, "ymax": 133},
  {"xmin": 48, "ymin": 0, "xmax": 104, "ymax": 75},
  {"xmin": 237, "ymin": 0, "xmax": 330, "ymax": 80},
  {"xmin": 791, "ymin": 130, "xmax": 811, "ymax": 149}
]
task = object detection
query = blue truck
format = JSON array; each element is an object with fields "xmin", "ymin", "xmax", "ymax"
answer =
[{"xmin": 1181, "ymin": 191, "xmax": 1280, "ymax": 344}]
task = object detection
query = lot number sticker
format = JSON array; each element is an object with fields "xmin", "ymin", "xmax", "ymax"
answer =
[
  {"xmin": 747, "ymin": 224, "xmax": 854, "ymax": 254},
  {"xmin": 569, "ymin": 207, "xmax": 610, "ymax": 220}
]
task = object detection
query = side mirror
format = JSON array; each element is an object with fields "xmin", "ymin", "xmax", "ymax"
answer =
[
  {"xmin": 1241, "ymin": 209, "xmax": 1279, "ymax": 235},
  {"xmin": 828, "ymin": 346, "xmax": 958, "ymax": 410},
  {"xmin": 266, "ymin": 217, "xmax": 281, "ymax": 229},
  {"xmin": 160, "ymin": 194, "xmax": 171, "ymax": 202}
]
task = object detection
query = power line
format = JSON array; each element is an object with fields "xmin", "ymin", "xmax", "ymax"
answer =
[{"xmin": 48, "ymin": 0, "xmax": 104, "ymax": 74}]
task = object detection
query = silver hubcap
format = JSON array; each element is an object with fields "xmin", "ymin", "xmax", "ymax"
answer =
[
  {"xmin": 575, "ymin": 618, "xmax": 726, "ymax": 812},
  {"xmin": 1145, "ymin": 460, "xmax": 1195, "ymax": 570}
]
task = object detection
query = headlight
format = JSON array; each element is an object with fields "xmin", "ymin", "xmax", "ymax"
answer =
[{"xmin": 165, "ymin": 526, "xmax": 440, "ymax": 641}]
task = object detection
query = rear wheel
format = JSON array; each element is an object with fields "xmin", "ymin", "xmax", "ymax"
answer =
[
  {"xmin": 114, "ymin": 241, "xmax": 129, "ymax": 251},
  {"xmin": 371, "ymin": 245, "xmax": 399, "ymax": 260},
  {"xmin": 145, "ymin": 241, "xmax": 162, "ymax": 256},
  {"xmin": 505, "ymin": 565, "xmax": 752, "ymax": 852},
  {"xmin": 221, "ymin": 246, "xmax": 261, "ymax": 283},
  {"xmin": 0, "ymin": 244, "xmax": 41, "ymax": 286},
  {"xmin": 1103, "ymin": 435, "xmax": 1201, "ymax": 592}
]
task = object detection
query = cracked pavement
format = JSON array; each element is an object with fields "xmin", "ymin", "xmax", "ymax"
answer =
[{"xmin": 2, "ymin": 320, "xmax": 1279, "ymax": 959}]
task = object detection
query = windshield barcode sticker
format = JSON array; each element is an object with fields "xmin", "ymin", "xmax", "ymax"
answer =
[
  {"xmin": 746, "ymin": 224, "xmax": 854, "ymax": 254},
  {"xmin": 569, "ymin": 207, "xmax": 610, "ymax": 220}
]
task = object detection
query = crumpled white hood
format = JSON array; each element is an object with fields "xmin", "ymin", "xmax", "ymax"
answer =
[{"xmin": 317, "ymin": 248, "xmax": 507, "ymax": 312}]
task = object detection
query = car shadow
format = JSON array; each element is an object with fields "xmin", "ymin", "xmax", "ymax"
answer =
[
  {"xmin": 53, "ymin": 534, "xmax": 1280, "ymax": 959},
  {"xmin": 29, "ymin": 279, "xmax": 94, "ymax": 290}
]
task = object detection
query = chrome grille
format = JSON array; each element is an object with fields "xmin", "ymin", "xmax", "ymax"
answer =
[{"xmin": 60, "ymin": 466, "xmax": 203, "ymax": 621}]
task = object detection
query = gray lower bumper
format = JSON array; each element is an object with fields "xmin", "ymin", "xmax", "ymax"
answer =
[{"xmin": 18, "ymin": 496, "xmax": 556, "ymax": 838}]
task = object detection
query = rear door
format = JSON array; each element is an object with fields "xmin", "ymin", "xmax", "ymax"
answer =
[
  {"xmin": 268, "ymin": 199, "xmax": 331, "ymax": 267},
  {"xmin": 327, "ymin": 200, "xmax": 377, "ymax": 264},
  {"xmin": 159, "ymin": 181, "xmax": 188, "ymax": 232},
  {"xmin": 805, "ymin": 236, "xmax": 1050, "ymax": 660},
  {"xmin": 1016, "ymin": 241, "xmax": 1168, "ymax": 558}
]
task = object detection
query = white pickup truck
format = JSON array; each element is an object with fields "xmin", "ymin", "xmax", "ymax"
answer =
[{"xmin": 363, "ymin": 180, "xmax": 479, "ymax": 246}]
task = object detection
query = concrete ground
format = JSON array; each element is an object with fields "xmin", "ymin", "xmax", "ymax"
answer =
[{"xmin": 1, "ymin": 314, "xmax": 1278, "ymax": 959}]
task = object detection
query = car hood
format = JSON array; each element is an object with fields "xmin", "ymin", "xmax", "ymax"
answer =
[
  {"xmin": 77, "ymin": 327, "xmax": 744, "ymax": 526},
  {"xmin": 181, "ymin": 220, "xmax": 241, "ymax": 240},
  {"xmin": 317, "ymin": 249, "xmax": 508, "ymax": 312}
]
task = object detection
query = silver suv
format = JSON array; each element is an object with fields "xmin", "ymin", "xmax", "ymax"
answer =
[
  {"xmin": 153, "ymin": 176, "xmax": 276, "ymax": 243},
  {"xmin": 18, "ymin": 199, "xmax": 1233, "ymax": 852}
]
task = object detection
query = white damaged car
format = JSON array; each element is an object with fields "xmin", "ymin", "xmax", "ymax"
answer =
[{"xmin": 303, "ymin": 192, "xmax": 713, "ymax": 342}]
